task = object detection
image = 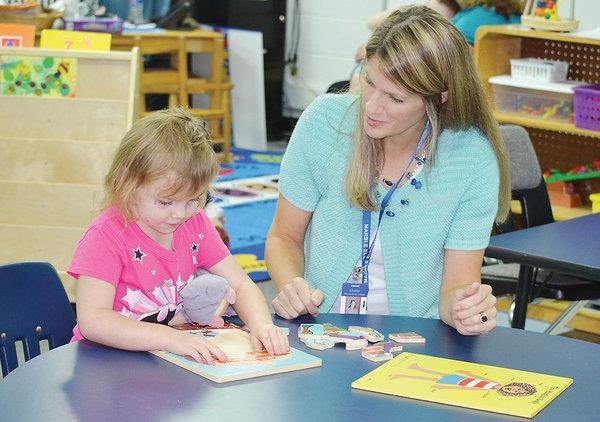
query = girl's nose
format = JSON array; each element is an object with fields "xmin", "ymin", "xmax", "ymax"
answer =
[{"xmin": 172, "ymin": 205, "xmax": 186, "ymax": 219}]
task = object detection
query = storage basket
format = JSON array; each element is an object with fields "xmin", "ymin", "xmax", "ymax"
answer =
[
  {"xmin": 510, "ymin": 58, "xmax": 569, "ymax": 82},
  {"xmin": 573, "ymin": 85, "xmax": 600, "ymax": 131}
]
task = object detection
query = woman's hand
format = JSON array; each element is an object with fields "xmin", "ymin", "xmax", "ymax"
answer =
[
  {"xmin": 166, "ymin": 329, "xmax": 227, "ymax": 365},
  {"xmin": 250, "ymin": 323, "xmax": 290, "ymax": 356},
  {"xmin": 271, "ymin": 277, "xmax": 324, "ymax": 319},
  {"xmin": 451, "ymin": 282, "xmax": 497, "ymax": 336}
]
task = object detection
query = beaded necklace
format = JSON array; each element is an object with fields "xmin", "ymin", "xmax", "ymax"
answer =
[{"xmin": 380, "ymin": 149, "xmax": 428, "ymax": 188}]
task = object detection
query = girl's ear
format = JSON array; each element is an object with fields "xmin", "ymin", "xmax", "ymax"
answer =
[{"xmin": 441, "ymin": 91, "xmax": 448, "ymax": 103}]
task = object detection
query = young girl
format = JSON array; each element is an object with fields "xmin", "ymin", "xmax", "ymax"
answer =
[{"xmin": 69, "ymin": 108, "xmax": 289, "ymax": 364}]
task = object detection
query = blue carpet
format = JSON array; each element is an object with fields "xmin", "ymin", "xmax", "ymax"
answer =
[
  {"xmin": 218, "ymin": 149, "xmax": 282, "ymax": 182},
  {"xmin": 217, "ymin": 149, "xmax": 282, "ymax": 281}
]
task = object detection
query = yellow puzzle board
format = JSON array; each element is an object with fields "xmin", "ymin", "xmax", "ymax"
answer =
[{"xmin": 352, "ymin": 353, "xmax": 572, "ymax": 418}]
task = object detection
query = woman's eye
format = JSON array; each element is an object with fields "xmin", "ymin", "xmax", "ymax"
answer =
[
  {"xmin": 390, "ymin": 96, "xmax": 403, "ymax": 103},
  {"xmin": 158, "ymin": 200, "xmax": 173, "ymax": 206},
  {"xmin": 189, "ymin": 198, "xmax": 201, "ymax": 203}
]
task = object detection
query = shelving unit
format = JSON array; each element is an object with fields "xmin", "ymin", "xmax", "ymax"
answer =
[
  {"xmin": 474, "ymin": 25, "xmax": 600, "ymax": 172},
  {"xmin": 0, "ymin": 47, "xmax": 138, "ymax": 301},
  {"xmin": 111, "ymin": 30, "xmax": 232, "ymax": 162}
]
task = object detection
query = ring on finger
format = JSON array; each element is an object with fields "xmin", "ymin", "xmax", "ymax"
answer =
[{"xmin": 479, "ymin": 311, "xmax": 488, "ymax": 323}]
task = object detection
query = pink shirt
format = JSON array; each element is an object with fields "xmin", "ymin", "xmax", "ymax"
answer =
[{"xmin": 68, "ymin": 207, "xmax": 229, "ymax": 340}]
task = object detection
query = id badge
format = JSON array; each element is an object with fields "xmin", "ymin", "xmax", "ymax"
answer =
[{"xmin": 340, "ymin": 269, "xmax": 368, "ymax": 315}]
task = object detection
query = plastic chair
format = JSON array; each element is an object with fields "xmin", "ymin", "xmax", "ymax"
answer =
[
  {"xmin": 482, "ymin": 125, "xmax": 600, "ymax": 332},
  {"xmin": 0, "ymin": 262, "xmax": 76, "ymax": 377}
]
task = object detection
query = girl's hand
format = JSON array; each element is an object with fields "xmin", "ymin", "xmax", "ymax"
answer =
[
  {"xmin": 166, "ymin": 329, "xmax": 227, "ymax": 365},
  {"xmin": 451, "ymin": 282, "xmax": 497, "ymax": 336},
  {"xmin": 271, "ymin": 277, "xmax": 324, "ymax": 319},
  {"xmin": 250, "ymin": 323, "xmax": 290, "ymax": 356}
]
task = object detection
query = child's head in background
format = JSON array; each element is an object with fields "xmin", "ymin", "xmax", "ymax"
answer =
[{"xmin": 103, "ymin": 108, "xmax": 218, "ymax": 231}]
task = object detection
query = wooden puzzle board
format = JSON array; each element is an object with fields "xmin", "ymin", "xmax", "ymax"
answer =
[{"xmin": 151, "ymin": 326, "xmax": 321, "ymax": 383}]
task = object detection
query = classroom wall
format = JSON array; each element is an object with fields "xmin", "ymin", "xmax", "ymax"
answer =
[
  {"xmin": 282, "ymin": 0, "xmax": 600, "ymax": 119},
  {"xmin": 282, "ymin": 0, "xmax": 392, "ymax": 118}
]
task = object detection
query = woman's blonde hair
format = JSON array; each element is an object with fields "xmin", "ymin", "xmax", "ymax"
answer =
[
  {"xmin": 103, "ymin": 107, "xmax": 219, "ymax": 221},
  {"xmin": 346, "ymin": 5, "xmax": 510, "ymax": 223}
]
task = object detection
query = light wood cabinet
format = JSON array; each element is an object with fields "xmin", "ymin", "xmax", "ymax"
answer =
[{"xmin": 0, "ymin": 47, "xmax": 138, "ymax": 301}]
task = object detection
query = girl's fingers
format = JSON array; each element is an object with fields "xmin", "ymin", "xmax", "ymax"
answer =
[
  {"xmin": 198, "ymin": 347, "xmax": 215, "ymax": 365},
  {"xmin": 271, "ymin": 329, "xmax": 288, "ymax": 356},
  {"xmin": 206, "ymin": 342, "xmax": 227, "ymax": 362},
  {"xmin": 187, "ymin": 349, "xmax": 204, "ymax": 364},
  {"xmin": 261, "ymin": 332, "xmax": 275, "ymax": 355}
]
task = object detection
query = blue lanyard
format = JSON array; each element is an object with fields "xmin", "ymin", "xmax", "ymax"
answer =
[{"xmin": 359, "ymin": 120, "xmax": 431, "ymax": 285}]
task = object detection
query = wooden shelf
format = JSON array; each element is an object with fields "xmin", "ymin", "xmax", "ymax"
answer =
[
  {"xmin": 495, "ymin": 112, "xmax": 600, "ymax": 138},
  {"xmin": 476, "ymin": 25, "xmax": 600, "ymax": 46},
  {"xmin": 0, "ymin": 47, "xmax": 138, "ymax": 301},
  {"xmin": 474, "ymin": 25, "xmax": 600, "ymax": 181},
  {"xmin": 111, "ymin": 30, "xmax": 232, "ymax": 162}
]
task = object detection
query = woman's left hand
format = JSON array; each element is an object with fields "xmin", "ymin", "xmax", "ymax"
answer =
[
  {"xmin": 451, "ymin": 282, "xmax": 497, "ymax": 336},
  {"xmin": 250, "ymin": 323, "xmax": 290, "ymax": 356}
]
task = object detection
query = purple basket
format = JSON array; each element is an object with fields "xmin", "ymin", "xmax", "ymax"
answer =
[
  {"xmin": 64, "ymin": 18, "xmax": 123, "ymax": 34},
  {"xmin": 573, "ymin": 85, "xmax": 600, "ymax": 131}
]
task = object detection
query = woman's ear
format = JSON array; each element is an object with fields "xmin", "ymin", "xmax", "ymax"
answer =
[{"xmin": 441, "ymin": 91, "xmax": 448, "ymax": 103}]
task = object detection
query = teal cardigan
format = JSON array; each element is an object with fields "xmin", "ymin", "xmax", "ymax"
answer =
[{"xmin": 278, "ymin": 94, "xmax": 499, "ymax": 318}]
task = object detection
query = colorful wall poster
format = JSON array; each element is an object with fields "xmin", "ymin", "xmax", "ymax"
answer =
[{"xmin": 1, "ymin": 55, "xmax": 77, "ymax": 97}]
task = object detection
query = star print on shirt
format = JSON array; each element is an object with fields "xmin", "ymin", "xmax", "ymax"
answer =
[
  {"xmin": 191, "ymin": 243, "xmax": 198, "ymax": 252},
  {"xmin": 193, "ymin": 255, "xmax": 198, "ymax": 265},
  {"xmin": 151, "ymin": 268, "xmax": 157, "ymax": 276},
  {"xmin": 132, "ymin": 246, "xmax": 147, "ymax": 264},
  {"xmin": 198, "ymin": 233, "xmax": 204, "ymax": 241}
]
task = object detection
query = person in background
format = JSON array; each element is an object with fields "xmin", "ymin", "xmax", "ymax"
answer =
[
  {"xmin": 266, "ymin": 5, "xmax": 511, "ymax": 336},
  {"xmin": 349, "ymin": 1, "xmax": 524, "ymax": 91},
  {"xmin": 102, "ymin": 0, "xmax": 171, "ymax": 22},
  {"xmin": 69, "ymin": 108, "xmax": 288, "ymax": 364}
]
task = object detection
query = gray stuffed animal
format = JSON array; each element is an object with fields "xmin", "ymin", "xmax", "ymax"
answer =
[{"xmin": 180, "ymin": 268, "xmax": 236, "ymax": 327}]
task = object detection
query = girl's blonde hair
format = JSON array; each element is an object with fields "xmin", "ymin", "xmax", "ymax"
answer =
[
  {"xmin": 103, "ymin": 107, "xmax": 219, "ymax": 221},
  {"xmin": 346, "ymin": 5, "xmax": 510, "ymax": 223}
]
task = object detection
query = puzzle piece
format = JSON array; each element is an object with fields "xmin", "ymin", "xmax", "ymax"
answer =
[
  {"xmin": 389, "ymin": 332, "xmax": 425, "ymax": 344},
  {"xmin": 361, "ymin": 345, "xmax": 393, "ymax": 362},
  {"xmin": 298, "ymin": 323, "xmax": 368, "ymax": 351},
  {"xmin": 361, "ymin": 341, "xmax": 403, "ymax": 362},
  {"xmin": 348, "ymin": 326, "xmax": 384, "ymax": 342},
  {"xmin": 300, "ymin": 337, "xmax": 335, "ymax": 351},
  {"xmin": 377, "ymin": 341, "xmax": 403, "ymax": 353}
]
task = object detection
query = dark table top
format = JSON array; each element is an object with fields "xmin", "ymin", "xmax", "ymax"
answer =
[
  {"xmin": 486, "ymin": 213, "xmax": 600, "ymax": 281},
  {"xmin": 1, "ymin": 314, "xmax": 599, "ymax": 421}
]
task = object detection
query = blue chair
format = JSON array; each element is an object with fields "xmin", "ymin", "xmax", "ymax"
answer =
[{"xmin": 0, "ymin": 262, "xmax": 76, "ymax": 377}]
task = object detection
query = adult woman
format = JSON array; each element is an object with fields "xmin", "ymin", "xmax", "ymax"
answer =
[{"xmin": 265, "ymin": 5, "xmax": 510, "ymax": 335}]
